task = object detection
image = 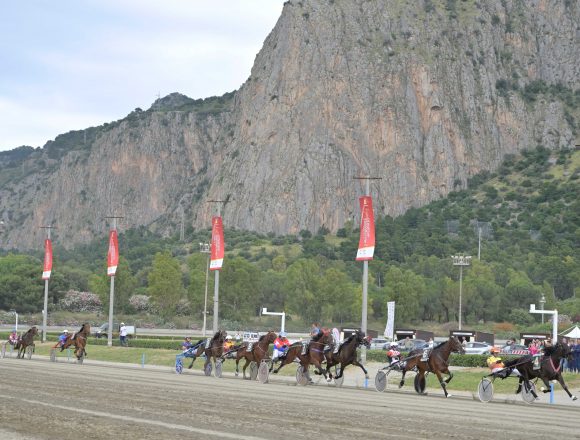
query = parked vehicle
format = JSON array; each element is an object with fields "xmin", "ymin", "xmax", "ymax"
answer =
[
  {"xmin": 369, "ymin": 338, "xmax": 390, "ymax": 350},
  {"xmin": 400, "ymin": 339, "xmax": 428, "ymax": 351},
  {"xmin": 463, "ymin": 341, "xmax": 494, "ymax": 355},
  {"xmin": 94, "ymin": 323, "xmax": 136, "ymax": 339},
  {"xmin": 500, "ymin": 344, "xmax": 529, "ymax": 355}
]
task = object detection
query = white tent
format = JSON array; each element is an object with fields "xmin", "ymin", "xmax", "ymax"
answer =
[{"xmin": 564, "ymin": 326, "xmax": 580, "ymax": 339}]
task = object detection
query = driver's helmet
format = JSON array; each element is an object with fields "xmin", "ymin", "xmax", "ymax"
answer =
[
  {"xmin": 279, "ymin": 331, "xmax": 287, "ymax": 337},
  {"xmin": 63, "ymin": 329, "xmax": 68, "ymax": 333},
  {"xmin": 390, "ymin": 342, "xmax": 399, "ymax": 348},
  {"xmin": 225, "ymin": 335, "xmax": 232, "ymax": 340}
]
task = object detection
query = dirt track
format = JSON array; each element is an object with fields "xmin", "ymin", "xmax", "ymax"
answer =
[{"xmin": 0, "ymin": 357, "xmax": 578, "ymax": 439}]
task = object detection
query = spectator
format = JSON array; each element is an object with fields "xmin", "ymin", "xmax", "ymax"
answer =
[
  {"xmin": 119, "ymin": 323, "xmax": 128, "ymax": 347},
  {"xmin": 403, "ymin": 337, "xmax": 413, "ymax": 351}
]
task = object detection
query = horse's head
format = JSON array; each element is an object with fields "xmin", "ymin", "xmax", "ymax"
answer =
[
  {"xmin": 266, "ymin": 331, "xmax": 277, "ymax": 343},
  {"xmin": 31, "ymin": 326, "xmax": 38, "ymax": 336},
  {"xmin": 353, "ymin": 331, "xmax": 371, "ymax": 348},
  {"xmin": 449, "ymin": 336, "xmax": 465, "ymax": 354},
  {"xmin": 554, "ymin": 342, "xmax": 572, "ymax": 362}
]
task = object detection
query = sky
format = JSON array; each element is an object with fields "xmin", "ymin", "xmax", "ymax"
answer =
[{"xmin": 0, "ymin": 0, "xmax": 286, "ymax": 151}]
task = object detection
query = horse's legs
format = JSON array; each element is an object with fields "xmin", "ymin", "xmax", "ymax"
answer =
[
  {"xmin": 433, "ymin": 370, "xmax": 449, "ymax": 397},
  {"xmin": 351, "ymin": 360, "xmax": 369, "ymax": 379},
  {"xmin": 555, "ymin": 374, "xmax": 578, "ymax": 400},
  {"xmin": 399, "ymin": 369, "xmax": 407, "ymax": 388},
  {"xmin": 444, "ymin": 370, "xmax": 453, "ymax": 384},
  {"xmin": 235, "ymin": 356, "xmax": 240, "ymax": 376},
  {"xmin": 539, "ymin": 377, "xmax": 552, "ymax": 393},
  {"xmin": 242, "ymin": 358, "xmax": 251, "ymax": 380}
]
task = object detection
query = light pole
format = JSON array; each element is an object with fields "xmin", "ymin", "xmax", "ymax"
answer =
[
  {"xmin": 539, "ymin": 294, "xmax": 546, "ymax": 324},
  {"xmin": 10, "ymin": 309, "xmax": 18, "ymax": 332},
  {"xmin": 451, "ymin": 254, "xmax": 471, "ymax": 330},
  {"xmin": 262, "ymin": 308, "xmax": 286, "ymax": 333},
  {"xmin": 199, "ymin": 242, "xmax": 210, "ymax": 337},
  {"xmin": 529, "ymin": 303, "xmax": 558, "ymax": 343}
]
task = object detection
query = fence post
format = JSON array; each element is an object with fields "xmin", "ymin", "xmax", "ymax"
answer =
[{"xmin": 550, "ymin": 383, "xmax": 554, "ymax": 404}]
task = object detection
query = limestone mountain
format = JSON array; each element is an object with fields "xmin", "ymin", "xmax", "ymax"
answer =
[{"xmin": 1, "ymin": 0, "xmax": 578, "ymax": 249}]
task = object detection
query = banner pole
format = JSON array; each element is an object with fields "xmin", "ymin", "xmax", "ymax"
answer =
[{"xmin": 40, "ymin": 226, "xmax": 54, "ymax": 343}]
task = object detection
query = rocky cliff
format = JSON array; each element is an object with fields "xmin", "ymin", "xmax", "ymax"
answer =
[{"xmin": 1, "ymin": 0, "xmax": 578, "ymax": 249}]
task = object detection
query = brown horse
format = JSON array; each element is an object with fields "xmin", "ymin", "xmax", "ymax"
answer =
[
  {"xmin": 399, "ymin": 336, "xmax": 464, "ymax": 397},
  {"xmin": 16, "ymin": 326, "xmax": 38, "ymax": 359},
  {"xmin": 271, "ymin": 330, "xmax": 332, "ymax": 380},
  {"xmin": 61, "ymin": 323, "xmax": 90, "ymax": 360},
  {"xmin": 204, "ymin": 330, "xmax": 227, "ymax": 372},
  {"xmin": 235, "ymin": 331, "xmax": 277, "ymax": 379},
  {"xmin": 504, "ymin": 342, "xmax": 577, "ymax": 401},
  {"xmin": 324, "ymin": 330, "xmax": 371, "ymax": 382}
]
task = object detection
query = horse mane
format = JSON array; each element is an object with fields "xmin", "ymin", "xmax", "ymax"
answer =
[
  {"xmin": 211, "ymin": 330, "xmax": 225, "ymax": 344},
  {"xmin": 258, "ymin": 333, "xmax": 267, "ymax": 342},
  {"xmin": 544, "ymin": 344, "xmax": 557, "ymax": 356}
]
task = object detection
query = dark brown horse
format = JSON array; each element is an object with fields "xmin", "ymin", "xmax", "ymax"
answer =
[
  {"xmin": 324, "ymin": 330, "xmax": 371, "ymax": 382},
  {"xmin": 61, "ymin": 323, "xmax": 90, "ymax": 360},
  {"xmin": 185, "ymin": 330, "xmax": 228, "ymax": 370},
  {"xmin": 16, "ymin": 326, "xmax": 38, "ymax": 359},
  {"xmin": 504, "ymin": 342, "xmax": 577, "ymax": 401},
  {"xmin": 234, "ymin": 331, "xmax": 277, "ymax": 379},
  {"xmin": 271, "ymin": 330, "xmax": 332, "ymax": 380},
  {"xmin": 399, "ymin": 336, "xmax": 464, "ymax": 397}
]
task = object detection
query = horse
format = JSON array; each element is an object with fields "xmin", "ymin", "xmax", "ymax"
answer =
[
  {"xmin": 189, "ymin": 330, "xmax": 227, "ymax": 373},
  {"xmin": 61, "ymin": 323, "xmax": 90, "ymax": 360},
  {"xmin": 15, "ymin": 326, "xmax": 38, "ymax": 359},
  {"xmin": 398, "ymin": 335, "xmax": 465, "ymax": 397},
  {"xmin": 234, "ymin": 331, "xmax": 277, "ymax": 379},
  {"xmin": 271, "ymin": 329, "xmax": 332, "ymax": 381},
  {"xmin": 504, "ymin": 342, "xmax": 577, "ymax": 401},
  {"xmin": 324, "ymin": 330, "xmax": 371, "ymax": 382}
]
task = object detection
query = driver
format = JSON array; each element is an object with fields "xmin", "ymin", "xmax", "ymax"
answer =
[
  {"xmin": 8, "ymin": 329, "xmax": 18, "ymax": 346},
  {"xmin": 223, "ymin": 335, "xmax": 234, "ymax": 352},
  {"xmin": 387, "ymin": 342, "xmax": 400, "ymax": 365},
  {"xmin": 486, "ymin": 354, "xmax": 505, "ymax": 373},
  {"xmin": 273, "ymin": 331, "xmax": 291, "ymax": 361},
  {"xmin": 54, "ymin": 329, "xmax": 69, "ymax": 349}
]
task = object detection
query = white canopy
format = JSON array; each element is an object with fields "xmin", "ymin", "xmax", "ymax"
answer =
[{"xmin": 564, "ymin": 326, "xmax": 580, "ymax": 338}]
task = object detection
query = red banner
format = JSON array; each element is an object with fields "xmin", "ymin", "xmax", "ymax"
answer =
[
  {"xmin": 107, "ymin": 230, "xmax": 119, "ymax": 276},
  {"xmin": 356, "ymin": 196, "xmax": 375, "ymax": 261},
  {"xmin": 42, "ymin": 239, "xmax": 52, "ymax": 280},
  {"xmin": 210, "ymin": 216, "xmax": 224, "ymax": 270}
]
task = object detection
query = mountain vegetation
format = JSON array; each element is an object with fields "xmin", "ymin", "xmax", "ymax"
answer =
[{"xmin": 1, "ymin": 147, "xmax": 578, "ymax": 331}]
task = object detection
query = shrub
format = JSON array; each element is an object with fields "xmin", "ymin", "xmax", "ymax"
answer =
[
  {"xmin": 58, "ymin": 290, "xmax": 102, "ymax": 313},
  {"xmin": 129, "ymin": 295, "xmax": 151, "ymax": 313}
]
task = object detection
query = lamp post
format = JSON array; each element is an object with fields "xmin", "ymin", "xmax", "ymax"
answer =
[
  {"xmin": 10, "ymin": 309, "xmax": 18, "ymax": 332},
  {"xmin": 451, "ymin": 254, "xmax": 471, "ymax": 330},
  {"xmin": 539, "ymin": 294, "xmax": 546, "ymax": 324},
  {"xmin": 261, "ymin": 308, "xmax": 286, "ymax": 333},
  {"xmin": 199, "ymin": 242, "xmax": 210, "ymax": 337},
  {"xmin": 529, "ymin": 303, "xmax": 558, "ymax": 343}
]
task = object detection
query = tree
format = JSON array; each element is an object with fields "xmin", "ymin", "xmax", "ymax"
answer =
[
  {"xmin": 148, "ymin": 252, "xmax": 184, "ymax": 317},
  {"xmin": 285, "ymin": 259, "xmax": 323, "ymax": 322},
  {"xmin": 219, "ymin": 257, "xmax": 261, "ymax": 320}
]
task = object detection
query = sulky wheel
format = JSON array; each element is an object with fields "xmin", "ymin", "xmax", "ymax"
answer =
[
  {"xmin": 414, "ymin": 374, "xmax": 426, "ymax": 394},
  {"xmin": 477, "ymin": 378, "xmax": 494, "ymax": 403},
  {"xmin": 249, "ymin": 361, "xmax": 258, "ymax": 381},
  {"xmin": 50, "ymin": 348, "xmax": 57, "ymax": 362},
  {"xmin": 296, "ymin": 365, "xmax": 309, "ymax": 386},
  {"xmin": 333, "ymin": 366, "xmax": 344, "ymax": 387},
  {"xmin": 215, "ymin": 360, "xmax": 223, "ymax": 378},
  {"xmin": 375, "ymin": 370, "xmax": 387, "ymax": 392},
  {"xmin": 175, "ymin": 359, "xmax": 183, "ymax": 374},
  {"xmin": 521, "ymin": 382, "xmax": 537, "ymax": 404},
  {"xmin": 258, "ymin": 361, "xmax": 269, "ymax": 384}
]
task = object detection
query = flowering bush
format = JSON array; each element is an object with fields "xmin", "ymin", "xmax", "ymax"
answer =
[
  {"xmin": 175, "ymin": 298, "xmax": 191, "ymax": 316},
  {"xmin": 129, "ymin": 295, "xmax": 151, "ymax": 313},
  {"xmin": 58, "ymin": 290, "xmax": 102, "ymax": 313}
]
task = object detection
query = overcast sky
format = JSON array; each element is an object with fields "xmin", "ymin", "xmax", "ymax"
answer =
[{"xmin": 0, "ymin": 0, "xmax": 285, "ymax": 151}]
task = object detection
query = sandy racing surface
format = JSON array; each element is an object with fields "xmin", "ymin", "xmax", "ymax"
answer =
[{"xmin": 1, "ymin": 357, "xmax": 578, "ymax": 439}]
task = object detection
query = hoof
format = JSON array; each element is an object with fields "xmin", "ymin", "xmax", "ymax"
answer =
[
  {"xmin": 365, "ymin": 375, "xmax": 369, "ymax": 380},
  {"xmin": 572, "ymin": 396, "xmax": 578, "ymax": 401},
  {"xmin": 540, "ymin": 387, "xmax": 546, "ymax": 392},
  {"xmin": 326, "ymin": 377, "xmax": 332, "ymax": 383},
  {"xmin": 235, "ymin": 372, "xmax": 239, "ymax": 377}
]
